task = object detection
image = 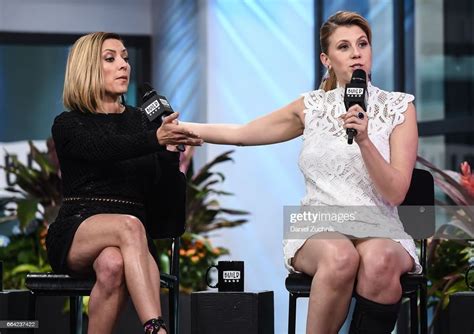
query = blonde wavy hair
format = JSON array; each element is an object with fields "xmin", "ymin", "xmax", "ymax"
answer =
[
  {"xmin": 63, "ymin": 32, "xmax": 123, "ymax": 113},
  {"xmin": 319, "ymin": 11, "xmax": 372, "ymax": 92}
]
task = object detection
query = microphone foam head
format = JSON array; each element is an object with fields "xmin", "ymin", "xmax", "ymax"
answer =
[
  {"xmin": 139, "ymin": 83, "xmax": 154, "ymax": 101},
  {"xmin": 351, "ymin": 69, "xmax": 366, "ymax": 84}
]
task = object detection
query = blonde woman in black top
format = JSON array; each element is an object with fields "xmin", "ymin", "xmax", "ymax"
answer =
[{"xmin": 46, "ymin": 32, "xmax": 202, "ymax": 334}]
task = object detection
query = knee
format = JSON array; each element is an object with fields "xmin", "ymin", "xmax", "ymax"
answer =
[
  {"xmin": 360, "ymin": 248, "xmax": 401, "ymax": 289},
  {"xmin": 94, "ymin": 250, "xmax": 125, "ymax": 290},
  {"xmin": 321, "ymin": 248, "xmax": 359, "ymax": 285},
  {"xmin": 119, "ymin": 215, "xmax": 146, "ymax": 244}
]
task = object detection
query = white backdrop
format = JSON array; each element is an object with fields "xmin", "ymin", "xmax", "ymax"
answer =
[
  {"xmin": 202, "ymin": 2, "xmax": 314, "ymax": 332},
  {"xmin": 0, "ymin": 0, "xmax": 152, "ymax": 34}
]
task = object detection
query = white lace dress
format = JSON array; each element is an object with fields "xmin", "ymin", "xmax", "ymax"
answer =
[{"xmin": 283, "ymin": 83, "xmax": 422, "ymax": 274}]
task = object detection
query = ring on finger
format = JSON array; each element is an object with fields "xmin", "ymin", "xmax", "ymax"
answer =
[{"xmin": 357, "ymin": 112, "xmax": 365, "ymax": 120}]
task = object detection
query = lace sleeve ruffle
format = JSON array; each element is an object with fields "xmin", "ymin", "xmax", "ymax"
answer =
[
  {"xmin": 301, "ymin": 89, "xmax": 325, "ymax": 116},
  {"xmin": 300, "ymin": 89, "xmax": 325, "ymax": 140},
  {"xmin": 388, "ymin": 92, "xmax": 415, "ymax": 131}
]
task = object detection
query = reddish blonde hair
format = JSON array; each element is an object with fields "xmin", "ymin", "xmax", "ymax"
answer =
[{"xmin": 319, "ymin": 11, "xmax": 372, "ymax": 91}]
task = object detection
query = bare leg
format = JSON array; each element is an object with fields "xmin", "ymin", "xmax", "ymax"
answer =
[
  {"xmin": 87, "ymin": 247, "xmax": 127, "ymax": 334},
  {"xmin": 355, "ymin": 238, "xmax": 414, "ymax": 303},
  {"xmin": 292, "ymin": 232, "xmax": 360, "ymax": 334},
  {"xmin": 67, "ymin": 214, "xmax": 166, "ymax": 333},
  {"xmin": 146, "ymin": 252, "xmax": 162, "ymax": 315}
]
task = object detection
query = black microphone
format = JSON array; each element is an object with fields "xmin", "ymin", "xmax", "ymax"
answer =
[
  {"xmin": 140, "ymin": 83, "xmax": 185, "ymax": 152},
  {"xmin": 344, "ymin": 69, "xmax": 367, "ymax": 144}
]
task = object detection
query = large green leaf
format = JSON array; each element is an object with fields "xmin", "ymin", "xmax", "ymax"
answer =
[
  {"xmin": 11, "ymin": 263, "xmax": 42, "ymax": 275},
  {"xmin": 28, "ymin": 140, "xmax": 56, "ymax": 176},
  {"xmin": 16, "ymin": 199, "xmax": 39, "ymax": 230},
  {"xmin": 219, "ymin": 208, "xmax": 250, "ymax": 215},
  {"xmin": 192, "ymin": 150, "xmax": 234, "ymax": 185},
  {"xmin": 185, "ymin": 150, "xmax": 250, "ymax": 236}
]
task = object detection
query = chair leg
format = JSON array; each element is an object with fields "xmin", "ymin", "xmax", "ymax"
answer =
[
  {"xmin": 420, "ymin": 284, "xmax": 428, "ymax": 334},
  {"xmin": 70, "ymin": 296, "xmax": 83, "ymax": 334},
  {"xmin": 168, "ymin": 290, "xmax": 173, "ymax": 334},
  {"xmin": 173, "ymin": 284, "xmax": 179, "ymax": 334},
  {"xmin": 409, "ymin": 292, "xmax": 419, "ymax": 334},
  {"xmin": 28, "ymin": 292, "xmax": 36, "ymax": 334},
  {"xmin": 168, "ymin": 285, "xmax": 179, "ymax": 334},
  {"xmin": 288, "ymin": 293, "xmax": 297, "ymax": 334}
]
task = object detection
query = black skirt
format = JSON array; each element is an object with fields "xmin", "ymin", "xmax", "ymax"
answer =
[{"xmin": 45, "ymin": 200, "xmax": 159, "ymax": 277}]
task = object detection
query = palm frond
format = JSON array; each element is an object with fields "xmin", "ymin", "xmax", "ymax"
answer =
[
  {"xmin": 418, "ymin": 156, "xmax": 473, "ymax": 204},
  {"xmin": 185, "ymin": 150, "xmax": 249, "ymax": 235},
  {"xmin": 192, "ymin": 150, "xmax": 234, "ymax": 185}
]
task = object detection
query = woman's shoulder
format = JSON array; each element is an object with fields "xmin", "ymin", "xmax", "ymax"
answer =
[
  {"xmin": 301, "ymin": 88, "xmax": 324, "ymax": 101},
  {"xmin": 51, "ymin": 111, "xmax": 84, "ymax": 139},
  {"xmin": 53, "ymin": 110, "xmax": 84, "ymax": 123},
  {"xmin": 52, "ymin": 109, "xmax": 107, "ymax": 136},
  {"xmin": 300, "ymin": 87, "xmax": 342, "ymax": 114},
  {"xmin": 369, "ymin": 84, "xmax": 415, "ymax": 107},
  {"xmin": 54, "ymin": 105, "xmax": 140, "ymax": 121},
  {"xmin": 368, "ymin": 84, "xmax": 415, "ymax": 131}
]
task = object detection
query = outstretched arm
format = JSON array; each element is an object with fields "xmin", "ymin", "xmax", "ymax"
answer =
[{"xmin": 181, "ymin": 97, "xmax": 306, "ymax": 146}]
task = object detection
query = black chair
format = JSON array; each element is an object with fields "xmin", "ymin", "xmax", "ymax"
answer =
[
  {"xmin": 26, "ymin": 156, "xmax": 186, "ymax": 334},
  {"xmin": 285, "ymin": 168, "xmax": 435, "ymax": 334}
]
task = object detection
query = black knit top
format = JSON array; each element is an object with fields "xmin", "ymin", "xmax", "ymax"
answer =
[{"xmin": 52, "ymin": 106, "xmax": 169, "ymax": 203}]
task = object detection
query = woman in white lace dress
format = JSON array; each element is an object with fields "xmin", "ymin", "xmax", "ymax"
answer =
[{"xmin": 182, "ymin": 11, "xmax": 418, "ymax": 334}]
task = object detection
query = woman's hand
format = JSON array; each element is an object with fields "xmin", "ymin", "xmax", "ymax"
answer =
[
  {"xmin": 157, "ymin": 112, "xmax": 203, "ymax": 146},
  {"xmin": 341, "ymin": 104, "xmax": 369, "ymax": 144}
]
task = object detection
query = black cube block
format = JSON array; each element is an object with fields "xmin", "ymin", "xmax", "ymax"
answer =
[
  {"xmin": 449, "ymin": 291, "xmax": 474, "ymax": 334},
  {"xmin": 0, "ymin": 290, "xmax": 34, "ymax": 334},
  {"xmin": 191, "ymin": 291, "xmax": 274, "ymax": 334}
]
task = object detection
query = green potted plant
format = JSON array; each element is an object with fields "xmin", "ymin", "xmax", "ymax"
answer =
[
  {"xmin": 416, "ymin": 157, "xmax": 474, "ymax": 333},
  {"xmin": 0, "ymin": 139, "xmax": 61, "ymax": 288},
  {"xmin": 157, "ymin": 148, "xmax": 250, "ymax": 293}
]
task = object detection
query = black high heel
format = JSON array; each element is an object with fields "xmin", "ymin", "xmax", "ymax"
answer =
[{"xmin": 143, "ymin": 316, "xmax": 167, "ymax": 334}]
